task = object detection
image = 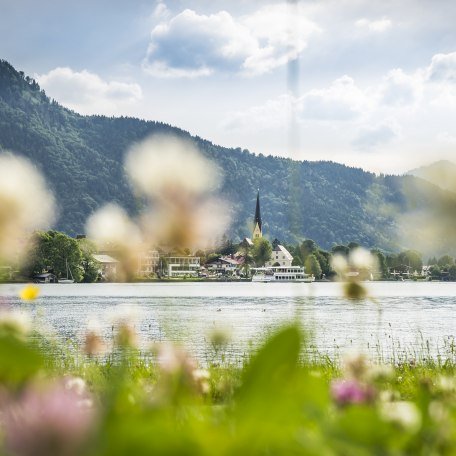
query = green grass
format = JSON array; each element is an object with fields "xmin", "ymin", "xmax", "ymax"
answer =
[{"xmin": 2, "ymin": 319, "xmax": 456, "ymax": 455}]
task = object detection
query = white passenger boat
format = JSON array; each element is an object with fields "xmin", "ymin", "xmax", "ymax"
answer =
[{"xmin": 251, "ymin": 266, "xmax": 315, "ymax": 283}]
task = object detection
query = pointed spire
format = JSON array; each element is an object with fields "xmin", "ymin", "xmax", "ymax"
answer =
[{"xmin": 254, "ymin": 189, "xmax": 262, "ymax": 231}]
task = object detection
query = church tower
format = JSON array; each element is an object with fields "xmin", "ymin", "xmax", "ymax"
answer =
[{"xmin": 252, "ymin": 190, "xmax": 262, "ymax": 239}]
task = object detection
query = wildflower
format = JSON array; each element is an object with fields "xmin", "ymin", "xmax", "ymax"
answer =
[
  {"xmin": 331, "ymin": 255, "xmax": 348, "ymax": 277},
  {"xmin": 83, "ymin": 319, "xmax": 106, "ymax": 356},
  {"xmin": 342, "ymin": 351, "xmax": 368, "ymax": 380},
  {"xmin": 155, "ymin": 342, "xmax": 196, "ymax": 375},
  {"xmin": 343, "ymin": 281, "xmax": 368, "ymax": 299},
  {"xmin": 109, "ymin": 305, "xmax": 141, "ymax": 348},
  {"xmin": 0, "ymin": 309, "xmax": 31, "ymax": 337},
  {"xmin": 435, "ymin": 375, "xmax": 456, "ymax": 394},
  {"xmin": 349, "ymin": 247, "xmax": 376, "ymax": 271},
  {"xmin": 19, "ymin": 284, "xmax": 40, "ymax": 301},
  {"xmin": 380, "ymin": 401, "xmax": 421, "ymax": 432},
  {"xmin": 85, "ymin": 204, "xmax": 142, "ymax": 281},
  {"xmin": 331, "ymin": 379, "xmax": 375, "ymax": 406},
  {"xmin": 2, "ymin": 381, "xmax": 96, "ymax": 456},
  {"xmin": 209, "ymin": 327, "xmax": 231, "ymax": 353},
  {"xmin": 428, "ymin": 401, "xmax": 449, "ymax": 424},
  {"xmin": 192, "ymin": 368, "xmax": 210, "ymax": 394},
  {"xmin": 366, "ymin": 364, "xmax": 395, "ymax": 382},
  {"xmin": 0, "ymin": 154, "xmax": 55, "ymax": 261}
]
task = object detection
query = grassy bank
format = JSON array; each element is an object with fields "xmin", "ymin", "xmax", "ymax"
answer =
[{"xmin": 1, "ymin": 306, "xmax": 456, "ymax": 456}]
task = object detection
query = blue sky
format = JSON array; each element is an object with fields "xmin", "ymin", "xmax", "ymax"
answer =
[{"xmin": 1, "ymin": 0, "xmax": 456, "ymax": 173}]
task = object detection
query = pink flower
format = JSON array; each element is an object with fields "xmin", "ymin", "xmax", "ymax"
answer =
[
  {"xmin": 2, "ymin": 380, "xmax": 96, "ymax": 456},
  {"xmin": 331, "ymin": 379, "xmax": 374, "ymax": 406}
]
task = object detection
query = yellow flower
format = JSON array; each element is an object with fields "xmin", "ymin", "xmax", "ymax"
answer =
[{"xmin": 19, "ymin": 284, "xmax": 40, "ymax": 301}]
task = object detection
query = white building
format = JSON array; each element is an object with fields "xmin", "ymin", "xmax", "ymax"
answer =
[
  {"xmin": 137, "ymin": 250, "xmax": 160, "ymax": 277},
  {"xmin": 205, "ymin": 256, "xmax": 242, "ymax": 275},
  {"xmin": 93, "ymin": 254, "xmax": 119, "ymax": 280},
  {"xmin": 265, "ymin": 245, "xmax": 293, "ymax": 268},
  {"xmin": 167, "ymin": 256, "xmax": 200, "ymax": 278}
]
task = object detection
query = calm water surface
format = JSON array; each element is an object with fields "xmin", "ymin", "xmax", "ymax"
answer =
[{"xmin": 3, "ymin": 282, "xmax": 456, "ymax": 362}]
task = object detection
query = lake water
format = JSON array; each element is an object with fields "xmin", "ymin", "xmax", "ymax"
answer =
[{"xmin": 2, "ymin": 281, "xmax": 456, "ymax": 363}]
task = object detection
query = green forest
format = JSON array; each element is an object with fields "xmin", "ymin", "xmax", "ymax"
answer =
[{"xmin": 1, "ymin": 59, "xmax": 456, "ymax": 253}]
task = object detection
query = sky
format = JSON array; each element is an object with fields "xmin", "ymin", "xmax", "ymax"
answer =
[{"xmin": 1, "ymin": 0, "xmax": 456, "ymax": 174}]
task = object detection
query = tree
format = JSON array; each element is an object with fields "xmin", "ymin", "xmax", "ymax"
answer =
[
  {"xmin": 449, "ymin": 264, "xmax": 456, "ymax": 281},
  {"xmin": 78, "ymin": 238, "xmax": 100, "ymax": 283},
  {"xmin": 272, "ymin": 238, "xmax": 281, "ymax": 249},
  {"xmin": 24, "ymin": 230, "xmax": 83, "ymax": 282},
  {"xmin": 371, "ymin": 249, "xmax": 388, "ymax": 279},
  {"xmin": 332, "ymin": 245, "xmax": 349, "ymax": 257},
  {"xmin": 429, "ymin": 265, "xmax": 441, "ymax": 281},
  {"xmin": 428, "ymin": 256, "xmax": 438, "ymax": 266},
  {"xmin": 438, "ymin": 255, "xmax": 454, "ymax": 268},
  {"xmin": 315, "ymin": 250, "xmax": 331, "ymax": 277},
  {"xmin": 299, "ymin": 239, "xmax": 317, "ymax": 261},
  {"xmin": 292, "ymin": 256, "xmax": 303, "ymax": 266},
  {"xmin": 305, "ymin": 254, "xmax": 322, "ymax": 279},
  {"xmin": 252, "ymin": 238, "xmax": 272, "ymax": 267},
  {"xmin": 220, "ymin": 238, "xmax": 236, "ymax": 256},
  {"xmin": 348, "ymin": 242, "xmax": 360, "ymax": 251},
  {"xmin": 397, "ymin": 250, "xmax": 423, "ymax": 272}
]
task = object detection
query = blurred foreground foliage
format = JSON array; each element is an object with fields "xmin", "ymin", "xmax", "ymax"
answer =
[{"xmin": 1, "ymin": 313, "xmax": 456, "ymax": 455}]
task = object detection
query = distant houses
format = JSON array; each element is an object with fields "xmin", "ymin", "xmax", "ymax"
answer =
[{"xmin": 93, "ymin": 254, "xmax": 119, "ymax": 281}]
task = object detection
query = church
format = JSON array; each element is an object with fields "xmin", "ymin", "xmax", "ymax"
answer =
[{"xmin": 248, "ymin": 190, "xmax": 294, "ymax": 268}]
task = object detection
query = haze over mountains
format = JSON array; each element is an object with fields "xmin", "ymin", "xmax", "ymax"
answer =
[
  {"xmin": 1, "ymin": 59, "xmax": 456, "ymax": 254},
  {"xmin": 408, "ymin": 161, "xmax": 456, "ymax": 195}
]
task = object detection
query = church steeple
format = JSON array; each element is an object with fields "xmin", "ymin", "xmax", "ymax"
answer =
[{"xmin": 253, "ymin": 189, "xmax": 262, "ymax": 239}]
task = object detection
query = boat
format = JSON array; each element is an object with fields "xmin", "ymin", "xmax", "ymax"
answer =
[
  {"xmin": 59, "ymin": 260, "xmax": 75, "ymax": 284},
  {"xmin": 251, "ymin": 266, "xmax": 315, "ymax": 283}
]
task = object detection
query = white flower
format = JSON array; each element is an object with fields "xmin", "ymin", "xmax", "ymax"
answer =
[
  {"xmin": 0, "ymin": 154, "xmax": 55, "ymax": 260},
  {"xmin": 349, "ymin": 247, "xmax": 375, "ymax": 270},
  {"xmin": 381, "ymin": 401, "xmax": 421, "ymax": 431},
  {"xmin": 331, "ymin": 255, "xmax": 348, "ymax": 276},
  {"xmin": 0, "ymin": 309, "xmax": 31, "ymax": 336},
  {"xmin": 125, "ymin": 135, "xmax": 220, "ymax": 199}
]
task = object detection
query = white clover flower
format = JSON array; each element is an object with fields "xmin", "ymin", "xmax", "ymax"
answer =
[
  {"xmin": 349, "ymin": 247, "xmax": 375, "ymax": 270},
  {"xmin": 341, "ymin": 350, "xmax": 368, "ymax": 380},
  {"xmin": 125, "ymin": 135, "xmax": 220, "ymax": 199},
  {"xmin": 85, "ymin": 203, "xmax": 142, "ymax": 249},
  {"xmin": 428, "ymin": 401, "xmax": 449, "ymax": 423},
  {"xmin": 109, "ymin": 304, "xmax": 142, "ymax": 348},
  {"xmin": 331, "ymin": 255, "xmax": 348, "ymax": 276},
  {"xmin": 0, "ymin": 153, "xmax": 55, "ymax": 260},
  {"xmin": 366, "ymin": 364, "xmax": 395, "ymax": 382},
  {"xmin": 381, "ymin": 401, "xmax": 422, "ymax": 432},
  {"xmin": 0, "ymin": 309, "xmax": 32, "ymax": 336},
  {"xmin": 436, "ymin": 375, "xmax": 456, "ymax": 393},
  {"xmin": 64, "ymin": 376, "xmax": 87, "ymax": 397}
]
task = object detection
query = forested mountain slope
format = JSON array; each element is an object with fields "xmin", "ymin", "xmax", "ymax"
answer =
[{"xmin": 1, "ymin": 59, "xmax": 455, "ymax": 252}]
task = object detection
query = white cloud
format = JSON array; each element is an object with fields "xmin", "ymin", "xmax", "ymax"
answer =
[
  {"xmin": 355, "ymin": 17, "xmax": 392, "ymax": 33},
  {"xmin": 36, "ymin": 67, "xmax": 142, "ymax": 115},
  {"xmin": 222, "ymin": 75, "xmax": 372, "ymax": 131},
  {"xmin": 299, "ymin": 75, "xmax": 372, "ymax": 121},
  {"xmin": 380, "ymin": 69, "xmax": 422, "ymax": 106},
  {"xmin": 153, "ymin": 2, "xmax": 170, "ymax": 20},
  {"xmin": 352, "ymin": 122, "xmax": 400, "ymax": 150},
  {"xmin": 143, "ymin": 3, "xmax": 321, "ymax": 78},
  {"xmin": 426, "ymin": 51, "xmax": 456, "ymax": 83},
  {"xmin": 222, "ymin": 94, "xmax": 292, "ymax": 131}
]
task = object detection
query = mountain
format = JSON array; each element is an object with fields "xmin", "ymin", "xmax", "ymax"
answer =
[
  {"xmin": 408, "ymin": 160, "xmax": 456, "ymax": 194},
  {"xmin": 1, "ymin": 58, "xmax": 456, "ymax": 254}
]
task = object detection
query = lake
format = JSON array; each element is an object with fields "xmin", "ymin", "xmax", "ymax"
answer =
[{"xmin": 2, "ymin": 281, "xmax": 456, "ymax": 362}]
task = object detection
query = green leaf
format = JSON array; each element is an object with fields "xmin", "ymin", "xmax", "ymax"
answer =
[
  {"xmin": 237, "ymin": 324, "xmax": 302, "ymax": 404},
  {"xmin": 0, "ymin": 334, "xmax": 43, "ymax": 385}
]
